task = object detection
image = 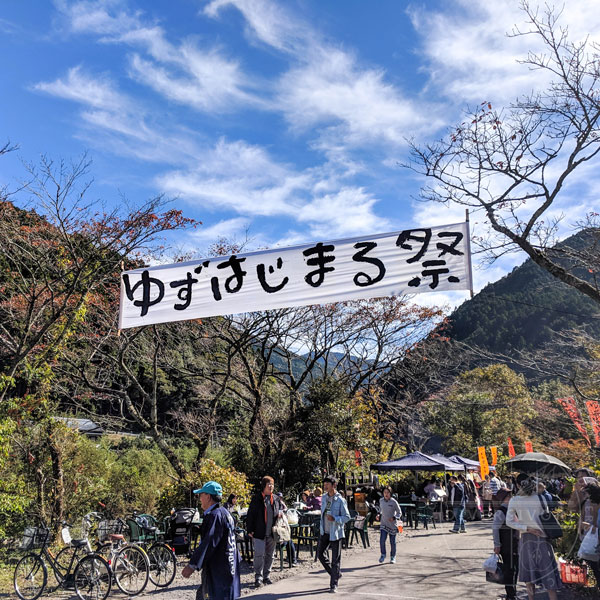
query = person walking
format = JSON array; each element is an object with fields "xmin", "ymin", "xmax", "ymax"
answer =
[
  {"xmin": 317, "ymin": 476, "xmax": 350, "ymax": 594},
  {"xmin": 482, "ymin": 475, "xmax": 493, "ymax": 518},
  {"xmin": 506, "ymin": 477, "xmax": 561, "ymax": 600},
  {"xmin": 492, "ymin": 488, "xmax": 519, "ymax": 599},
  {"xmin": 246, "ymin": 476, "xmax": 284, "ymax": 587},
  {"xmin": 182, "ymin": 481, "xmax": 241, "ymax": 600},
  {"xmin": 448, "ymin": 476, "xmax": 467, "ymax": 533},
  {"xmin": 378, "ymin": 486, "xmax": 402, "ymax": 564}
]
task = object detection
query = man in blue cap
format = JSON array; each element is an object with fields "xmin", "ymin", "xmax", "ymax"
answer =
[{"xmin": 182, "ymin": 481, "xmax": 241, "ymax": 600}]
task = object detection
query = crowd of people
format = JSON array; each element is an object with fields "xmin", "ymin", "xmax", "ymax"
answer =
[
  {"xmin": 183, "ymin": 474, "xmax": 351, "ymax": 597},
  {"xmin": 487, "ymin": 467, "xmax": 600, "ymax": 600},
  {"xmin": 180, "ymin": 467, "xmax": 600, "ymax": 600}
]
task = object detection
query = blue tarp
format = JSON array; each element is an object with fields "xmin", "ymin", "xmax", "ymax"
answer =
[
  {"xmin": 428, "ymin": 453, "xmax": 465, "ymax": 470},
  {"xmin": 371, "ymin": 451, "xmax": 462, "ymax": 472}
]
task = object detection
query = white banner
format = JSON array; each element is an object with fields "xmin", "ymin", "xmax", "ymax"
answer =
[{"xmin": 119, "ymin": 222, "xmax": 472, "ymax": 329}]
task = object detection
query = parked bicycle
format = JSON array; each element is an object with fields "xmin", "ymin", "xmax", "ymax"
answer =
[
  {"xmin": 126, "ymin": 512, "xmax": 177, "ymax": 588},
  {"xmin": 13, "ymin": 521, "xmax": 111, "ymax": 600},
  {"xmin": 94, "ymin": 517, "xmax": 150, "ymax": 596}
]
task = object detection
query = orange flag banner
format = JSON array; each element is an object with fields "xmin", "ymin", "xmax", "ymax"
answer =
[
  {"xmin": 507, "ymin": 438, "xmax": 516, "ymax": 458},
  {"xmin": 524, "ymin": 441, "xmax": 533, "ymax": 453},
  {"xmin": 586, "ymin": 401, "xmax": 600, "ymax": 446},
  {"xmin": 478, "ymin": 446, "xmax": 490, "ymax": 479},
  {"xmin": 490, "ymin": 446, "xmax": 498, "ymax": 466},
  {"xmin": 557, "ymin": 397, "xmax": 591, "ymax": 447}
]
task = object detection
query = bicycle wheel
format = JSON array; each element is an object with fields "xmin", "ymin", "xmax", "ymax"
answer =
[
  {"xmin": 147, "ymin": 543, "xmax": 176, "ymax": 587},
  {"xmin": 14, "ymin": 554, "xmax": 47, "ymax": 600},
  {"xmin": 74, "ymin": 554, "xmax": 111, "ymax": 600},
  {"xmin": 113, "ymin": 544, "xmax": 149, "ymax": 596},
  {"xmin": 94, "ymin": 542, "xmax": 111, "ymax": 562},
  {"xmin": 54, "ymin": 545, "xmax": 78, "ymax": 583}
]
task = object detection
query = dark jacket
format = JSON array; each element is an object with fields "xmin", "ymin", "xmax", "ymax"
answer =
[
  {"xmin": 448, "ymin": 482, "xmax": 467, "ymax": 508},
  {"xmin": 189, "ymin": 505, "xmax": 241, "ymax": 599},
  {"xmin": 246, "ymin": 492, "xmax": 283, "ymax": 540}
]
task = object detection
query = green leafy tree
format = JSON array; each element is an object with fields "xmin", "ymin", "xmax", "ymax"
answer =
[
  {"xmin": 297, "ymin": 377, "xmax": 377, "ymax": 476},
  {"xmin": 426, "ymin": 364, "xmax": 535, "ymax": 456}
]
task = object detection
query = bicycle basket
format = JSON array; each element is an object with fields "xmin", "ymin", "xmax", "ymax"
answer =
[
  {"xmin": 20, "ymin": 527, "xmax": 50, "ymax": 550},
  {"xmin": 97, "ymin": 520, "xmax": 124, "ymax": 542}
]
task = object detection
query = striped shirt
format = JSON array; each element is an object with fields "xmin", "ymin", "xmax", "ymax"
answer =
[{"xmin": 489, "ymin": 476, "xmax": 502, "ymax": 494}]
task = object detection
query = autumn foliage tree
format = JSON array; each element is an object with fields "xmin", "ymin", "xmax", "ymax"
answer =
[
  {"xmin": 0, "ymin": 153, "xmax": 196, "ymax": 526},
  {"xmin": 0, "ymin": 155, "xmax": 196, "ymax": 408}
]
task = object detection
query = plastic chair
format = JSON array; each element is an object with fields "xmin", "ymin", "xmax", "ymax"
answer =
[
  {"xmin": 349, "ymin": 515, "xmax": 370, "ymax": 548},
  {"xmin": 415, "ymin": 505, "xmax": 436, "ymax": 529},
  {"xmin": 235, "ymin": 528, "xmax": 253, "ymax": 563},
  {"xmin": 276, "ymin": 540, "xmax": 294, "ymax": 570},
  {"xmin": 295, "ymin": 518, "xmax": 319, "ymax": 558}
]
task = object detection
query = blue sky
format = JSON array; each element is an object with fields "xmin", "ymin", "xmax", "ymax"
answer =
[{"xmin": 2, "ymin": 0, "xmax": 599, "ymax": 309}]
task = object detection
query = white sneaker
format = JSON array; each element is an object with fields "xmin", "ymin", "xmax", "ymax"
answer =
[
  {"xmin": 390, "ymin": 557, "xmax": 396, "ymax": 564},
  {"xmin": 378, "ymin": 555, "xmax": 386, "ymax": 563}
]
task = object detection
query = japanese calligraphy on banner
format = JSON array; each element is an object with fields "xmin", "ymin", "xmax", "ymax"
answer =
[
  {"xmin": 490, "ymin": 446, "xmax": 498, "ymax": 466},
  {"xmin": 586, "ymin": 401, "xmax": 600, "ymax": 446},
  {"xmin": 557, "ymin": 397, "xmax": 591, "ymax": 447},
  {"xmin": 119, "ymin": 222, "xmax": 472, "ymax": 329},
  {"xmin": 478, "ymin": 446, "xmax": 490, "ymax": 479},
  {"xmin": 507, "ymin": 438, "xmax": 516, "ymax": 458},
  {"xmin": 524, "ymin": 441, "xmax": 533, "ymax": 453}
]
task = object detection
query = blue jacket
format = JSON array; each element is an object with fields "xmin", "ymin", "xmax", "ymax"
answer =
[
  {"xmin": 189, "ymin": 505, "xmax": 241, "ymax": 599},
  {"xmin": 319, "ymin": 492, "xmax": 350, "ymax": 541}
]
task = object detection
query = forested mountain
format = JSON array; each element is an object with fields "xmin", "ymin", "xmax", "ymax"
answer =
[{"xmin": 446, "ymin": 230, "xmax": 600, "ymax": 357}]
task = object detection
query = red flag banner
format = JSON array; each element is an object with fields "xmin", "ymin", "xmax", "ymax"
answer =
[
  {"xmin": 586, "ymin": 401, "xmax": 600, "ymax": 446},
  {"xmin": 490, "ymin": 446, "xmax": 498, "ymax": 466},
  {"xmin": 557, "ymin": 396, "xmax": 591, "ymax": 447},
  {"xmin": 507, "ymin": 438, "xmax": 516, "ymax": 458},
  {"xmin": 354, "ymin": 450, "xmax": 362, "ymax": 467},
  {"xmin": 478, "ymin": 446, "xmax": 490, "ymax": 479},
  {"xmin": 524, "ymin": 441, "xmax": 533, "ymax": 453}
]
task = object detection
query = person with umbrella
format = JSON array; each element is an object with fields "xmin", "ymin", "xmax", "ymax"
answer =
[{"xmin": 506, "ymin": 477, "xmax": 561, "ymax": 600}]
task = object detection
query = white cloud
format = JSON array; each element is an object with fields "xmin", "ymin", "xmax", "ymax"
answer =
[
  {"xmin": 55, "ymin": 0, "xmax": 260, "ymax": 113},
  {"xmin": 156, "ymin": 138, "xmax": 391, "ymax": 239},
  {"xmin": 204, "ymin": 0, "xmax": 311, "ymax": 54},
  {"xmin": 55, "ymin": 0, "xmax": 145, "ymax": 36},
  {"xmin": 34, "ymin": 67, "xmax": 205, "ymax": 165},
  {"xmin": 0, "ymin": 17, "xmax": 19, "ymax": 34},
  {"xmin": 205, "ymin": 0, "xmax": 440, "ymax": 149},
  {"xmin": 299, "ymin": 187, "xmax": 391, "ymax": 239},
  {"xmin": 410, "ymin": 0, "xmax": 600, "ymax": 107},
  {"xmin": 277, "ymin": 47, "xmax": 439, "ymax": 147},
  {"xmin": 34, "ymin": 65, "xmax": 129, "ymax": 112},
  {"xmin": 189, "ymin": 217, "xmax": 251, "ymax": 243},
  {"xmin": 127, "ymin": 51, "xmax": 257, "ymax": 113}
]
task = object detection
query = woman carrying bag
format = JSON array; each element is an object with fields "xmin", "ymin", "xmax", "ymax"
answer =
[
  {"xmin": 506, "ymin": 477, "xmax": 562, "ymax": 600},
  {"xmin": 492, "ymin": 488, "xmax": 519, "ymax": 599}
]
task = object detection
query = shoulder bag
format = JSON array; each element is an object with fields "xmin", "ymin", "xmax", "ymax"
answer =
[
  {"xmin": 538, "ymin": 495, "xmax": 563, "ymax": 539},
  {"xmin": 272, "ymin": 513, "xmax": 291, "ymax": 543}
]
